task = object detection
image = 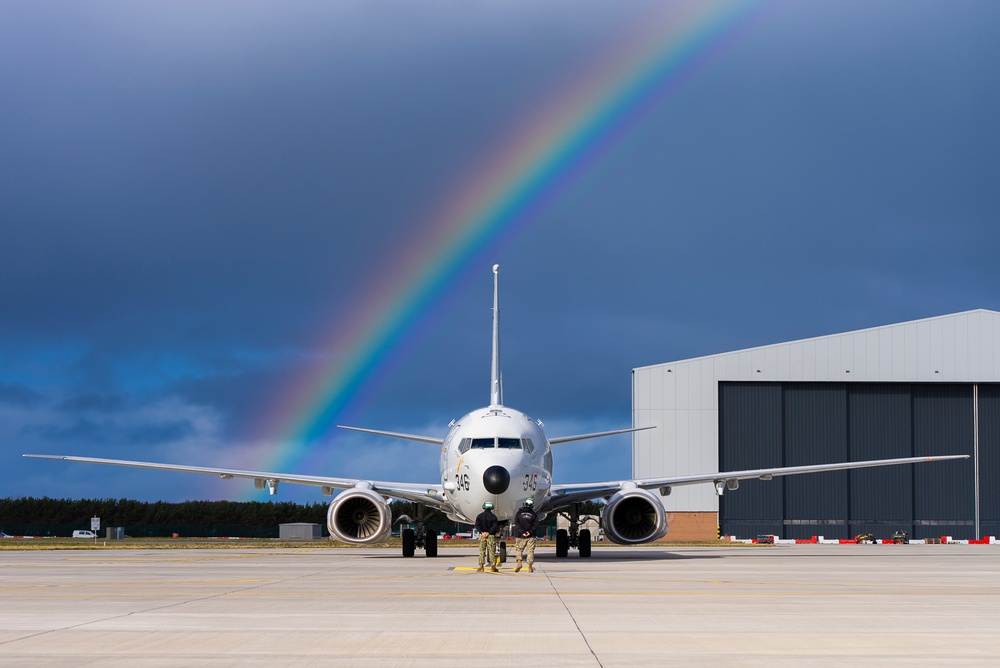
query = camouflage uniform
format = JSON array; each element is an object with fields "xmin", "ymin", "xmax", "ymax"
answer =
[
  {"xmin": 474, "ymin": 507, "xmax": 499, "ymax": 569},
  {"xmin": 513, "ymin": 503, "xmax": 539, "ymax": 570},
  {"xmin": 477, "ymin": 532, "xmax": 497, "ymax": 567},
  {"xmin": 514, "ymin": 536, "xmax": 535, "ymax": 566}
]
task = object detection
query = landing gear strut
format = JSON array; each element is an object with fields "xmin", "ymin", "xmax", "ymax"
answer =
[
  {"xmin": 555, "ymin": 503, "xmax": 593, "ymax": 558},
  {"xmin": 398, "ymin": 503, "xmax": 437, "ymax": 557}
]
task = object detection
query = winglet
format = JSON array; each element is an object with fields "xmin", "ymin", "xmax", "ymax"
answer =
[{"xmin": 490, "ymin": 264, "xmax": 503, "ymax": 407}]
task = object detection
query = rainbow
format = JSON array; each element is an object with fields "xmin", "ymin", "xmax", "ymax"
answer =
[{"xmin": 241, "ymin": 0, "xmax": 764, "ymax": 483}]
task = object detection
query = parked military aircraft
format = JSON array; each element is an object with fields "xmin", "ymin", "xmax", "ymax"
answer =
[{"xmin": 25, "ymin": 265, "xmax": 966, "ymax": 557}]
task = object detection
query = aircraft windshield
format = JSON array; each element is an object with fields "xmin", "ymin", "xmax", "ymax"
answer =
[{"xmin": 466, "ymin": 437, "xmax": 523, "ymax": 449}]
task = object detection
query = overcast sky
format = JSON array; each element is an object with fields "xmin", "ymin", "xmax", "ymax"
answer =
[{"xmin": 3, "ymin": 1, "xmax": 999, "ymax": 505}]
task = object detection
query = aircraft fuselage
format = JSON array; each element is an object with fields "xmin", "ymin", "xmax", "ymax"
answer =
[{"xmin": 440, "ymin": 405, "xmax": 552, "ymax": 524}]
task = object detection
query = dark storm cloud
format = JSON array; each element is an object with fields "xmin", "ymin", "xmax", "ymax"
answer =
[
  {"xmin": 0, "ymin": 384, "xmax": 43, "ymax": 407},
  {"xmin": 21, "ymin": 418, "xmax": 196, "ymax": 447},
  {"xmin": 57, "ymin": 392, "xmax": 126, "ymax": 413},
  {"xmin": 0, "ymin": 1, "xmax": 626, "ymax": 354}
]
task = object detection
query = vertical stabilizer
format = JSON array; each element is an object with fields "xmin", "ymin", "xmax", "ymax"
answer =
[{"xmin": 490, "ymin": 264, "xmax": 503, "ymax": 407}]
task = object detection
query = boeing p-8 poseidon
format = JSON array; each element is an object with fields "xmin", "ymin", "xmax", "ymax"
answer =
[{"xmin": 25, "ymin": 265, "xmax": 966, "ymax": 557}]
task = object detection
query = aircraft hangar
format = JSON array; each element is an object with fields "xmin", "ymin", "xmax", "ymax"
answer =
[{"xmin": 631, "ymin": 309, "xmax": 1000, "ymax": 541}]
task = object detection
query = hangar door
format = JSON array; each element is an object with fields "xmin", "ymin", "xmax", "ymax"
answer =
[{"xmin": 718, "ymin": 382, "xmax": 996, "ymax": 541}]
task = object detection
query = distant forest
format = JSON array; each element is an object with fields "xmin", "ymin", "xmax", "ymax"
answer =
[
  {"xmin": 0, "ymin": 497, "xmax": 585, "ymax": 538},
  {"xmin": 0, "ymin": 497, "xmax": 332, "ymax": 537}
]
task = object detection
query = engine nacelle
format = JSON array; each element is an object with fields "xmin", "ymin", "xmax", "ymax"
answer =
[
  {"xmin": 326, "ymin": 488, "xmax": 392, "ymax": 544},
  {"xmin": 601, "ymin": 487, "xmax": 668, "ymax": 544}
]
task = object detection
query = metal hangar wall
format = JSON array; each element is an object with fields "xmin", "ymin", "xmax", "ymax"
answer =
[{"xmin": 632, "ymin": 309, "xmax": 1000, "ymax": 540}]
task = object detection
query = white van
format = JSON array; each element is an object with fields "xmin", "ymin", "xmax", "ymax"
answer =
[{"xmin": 72, "ymin": 530, "xmax": 96, "ymax": 538}]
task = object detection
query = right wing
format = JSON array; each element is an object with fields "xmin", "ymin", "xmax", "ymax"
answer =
[
  {"xmin": 22, "ymin": 454, "xmax": 448, "ymax": 509},
  {"xmin": 549, "ymin": 426, "xmax": 655, "ymax": 445},
  {"xmin": 542, "ymin": 454, "xmax": 969, "ymax": 511}
]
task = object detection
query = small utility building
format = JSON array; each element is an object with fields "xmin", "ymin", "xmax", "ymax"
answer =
[
  {"xmin": 632, "ymin": 310, "xmax": 1000, "ymax": 541},
  {"xmin": 279, "ymin": 523, "xmax": 323, "ymax": 540}
]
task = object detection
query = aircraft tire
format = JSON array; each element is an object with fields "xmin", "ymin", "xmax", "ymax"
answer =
[
  {"xmin": 402, "ymin": 528, "xmax": 416, "ymax": 557},
  {"xmin": 555, "ymin": 529, "xmax": 569, "ymax": 558},
  {"xmin": 425, "ymin": 529, "xmax": 438, "ymax": 557},
  {"xmin": 499, "ymin": 541, "xmax": 507, "ymax": 564},
  {"xmin": 579, "ymin": 529, "xmax": 592, "ymax": 557}
]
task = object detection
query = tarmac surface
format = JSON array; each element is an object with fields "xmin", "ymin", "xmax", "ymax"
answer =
[{"xmin": 0, "ymin": 544, "xmax": 997, "ymax": 667}]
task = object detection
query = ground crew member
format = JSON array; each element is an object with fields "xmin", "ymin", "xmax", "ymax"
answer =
[
  {"xmin": 475, "ymin": 501, "xmax": 499, "ymax": 572},
  {"xmin": 513, "ymin": 498, "xmax": 538, "ymax": 573}
]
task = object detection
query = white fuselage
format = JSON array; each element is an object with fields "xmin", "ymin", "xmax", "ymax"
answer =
[{"xmin": 439, "ymin": 404, "xmax": 552, "ymax": 524}]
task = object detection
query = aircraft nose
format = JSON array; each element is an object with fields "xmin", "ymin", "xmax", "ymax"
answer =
[{"xmin": 482, "ymin": 465, "xmax": 510, "ymax": 494}]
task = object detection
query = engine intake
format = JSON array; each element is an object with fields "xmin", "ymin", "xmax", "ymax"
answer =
[
  {"xmin": 327, "ymin": 488, "xmax": 391, "ymax": 544},
  {"xmin": 602, "ymin": 487, "xmax": 668, "ymax": 544}
]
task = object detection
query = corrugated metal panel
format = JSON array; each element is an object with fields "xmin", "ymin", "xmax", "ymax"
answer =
[
  {"xmin": 912, "ymin": 384, "xmax": 975, "ymax": 538},
  {"xmin": 718, "ymin": 383, "xmax": 782, "ymax": 528},
  {"xmin": 847, "ymin": 520, "xmax": 914, "ymax": 538},
  {"xmin": 716, "ymin": 382, "xmax": 988, "ymax": 540},
  {"xmin": 977, "ymin": 385, "xmax": 1000, "ymax": 529},
  {"xmin": 723, "ymin": 520, "xmax": 785, "ymax": 537},
  {"xmin": 848, "ymin": 384, "xmax": 913, "ymax": 525},
  {"xmin": 783, "ymin": 384, "xmax": 848, "ymax": 532}
]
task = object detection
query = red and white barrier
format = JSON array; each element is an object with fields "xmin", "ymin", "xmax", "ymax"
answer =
[{"xmin": 727, "ymin": 535, "xmax": 997, "ymax": 545}]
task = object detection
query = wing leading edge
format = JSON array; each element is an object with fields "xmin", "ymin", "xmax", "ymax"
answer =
[{"xmin": 21, "ymin": 454, "xmax": 447, "ymax": 509}]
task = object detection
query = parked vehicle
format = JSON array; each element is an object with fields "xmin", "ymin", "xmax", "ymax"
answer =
[{"xmin": 72, "ymin": 530, "xmax": 96, "ymax": 538}]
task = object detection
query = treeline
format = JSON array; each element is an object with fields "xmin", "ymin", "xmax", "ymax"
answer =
[{"xmin": 0, "ymin": 497, "xmax": 329, "ymax": 538}]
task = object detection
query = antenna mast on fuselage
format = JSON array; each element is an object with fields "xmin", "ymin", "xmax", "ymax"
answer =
[{"xmin": 490, "ymin": 264, "xmax": 503, "ymax": 407}]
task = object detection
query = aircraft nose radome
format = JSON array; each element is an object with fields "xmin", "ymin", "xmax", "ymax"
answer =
[{"xmin": 482, "ymin": 466, "xmax": 510, "ymax": 494}]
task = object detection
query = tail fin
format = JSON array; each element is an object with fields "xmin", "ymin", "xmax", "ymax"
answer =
[{"xmin": 490, "ymin": 264, "xmax": 503, "ymax": 407}]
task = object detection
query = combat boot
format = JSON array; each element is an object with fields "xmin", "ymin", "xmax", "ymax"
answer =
[
  {"xmin": 528, "ymin": 564, "xmax": 534, "ymax": 573},
  {"xmin": 490, "ymin": 565, "xmax": 499, "ymax": 573},
  {"xmin": 514, "ymin": 559, "xmax": 522, "ymax": 573},
  {"xmin": 476, "ymin": 565, "xmax": 484, "ymax": 573}
]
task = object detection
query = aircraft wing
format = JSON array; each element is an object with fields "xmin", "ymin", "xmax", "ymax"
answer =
[
  {"xmin": 336, "ymin": 425, "xmax": 444, "ymax": 444},
  {"xmin": 21, "ymin": 454, "xmax": 448, "ymax": 509},
  {"xmin": 549, "ymin": 426, "xmax": 654, "ymax": 445},
  {"xmin": 543, "ymin": 454, "xmax": 969, "ymax": 510}
]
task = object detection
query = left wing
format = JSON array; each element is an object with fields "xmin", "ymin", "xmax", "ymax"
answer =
[
  {"xmin": 22, "ymin": 454, "xmax": 448, "ymax": 509},
  {"xmin": 542, "ymin": 454, "xmax": 969, "ymax": 510},
  {"xmin": 336, "ymin": 425, "xmax": 444, "ymax": 444}
]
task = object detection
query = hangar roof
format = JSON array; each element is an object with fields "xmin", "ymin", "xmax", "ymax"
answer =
[{"xmin": 635, "ymin": 309, "xmax": 1000, "ymax": 383}]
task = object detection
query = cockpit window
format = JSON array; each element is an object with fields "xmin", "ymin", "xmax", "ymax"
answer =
[
  {"xmin": 522, "ymin": 438, "xmax": 535, "ymax": 454},
  {"xmin": 466, "ymin": 437, "xmax": 524, "ymax": 449}
]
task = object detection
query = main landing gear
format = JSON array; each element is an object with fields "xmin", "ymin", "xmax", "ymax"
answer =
[
  {"xmin": 398, "ymin": 503, "xmax": 438, "ymax": 557},
  {"xmin": 555, "ymin": 502, "xmax": 593, "ymax": 558}
]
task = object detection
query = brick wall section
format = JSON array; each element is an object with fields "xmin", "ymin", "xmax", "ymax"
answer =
[{"xmin": 657, "ymin": 512, "xmax": 719, "ymax": 542}]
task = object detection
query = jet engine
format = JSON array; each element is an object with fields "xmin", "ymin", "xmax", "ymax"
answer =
[
  {"xmin": 601, "ymin": 487, "xmax": 668, "ymax": 544},
  {"xmin": 326, "ymin": 488, "xmax": 392, "ymax": 544}
]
